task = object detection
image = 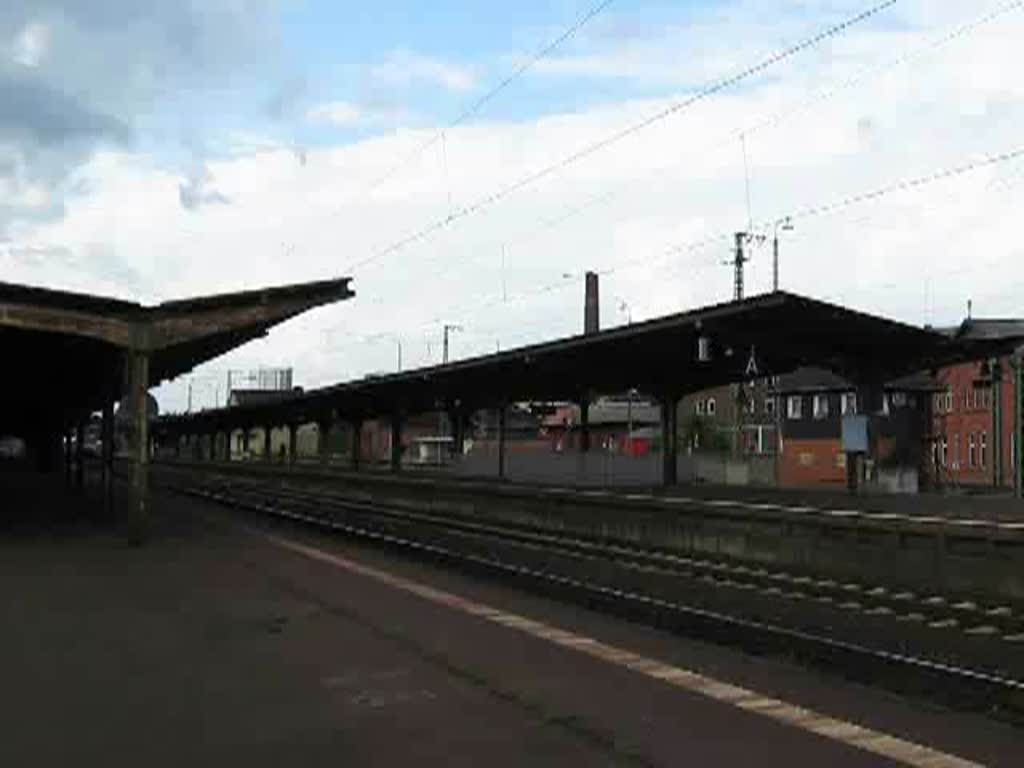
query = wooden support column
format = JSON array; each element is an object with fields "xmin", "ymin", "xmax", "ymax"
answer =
[
  {"xmin": 660, "ymin": 393, "xmax": 680, "ymax": 487},
  {"xmin": 1015, "ymin": 354, "xmax": 1023, "ymax": 499},
  {"xmin": 390, "ymin": 413, "xmax": 403, "ymax": 473},
  {"xmin": 101, "ymin": 399, "xmax": 114, "ymax": 516},
  {"xmin": 124, "ymin": 349, "xmax": 150, "ymax": 544},
  {"xmin": 579, "ymin": 398, "xmax": 591, "ymax": 453},
  {"xmin": 497, "ymin": 404, "xmax": 507, "ymax": 480},
  {"xmin": 351, "ymin": 420, "xmax": 363, "ymax": 470},
  {"xmin": 75, "ymin": 420, "xmax": 85, "ymax": 490},
  {"xmin": 263, "ymin": 426, "xmax": 273, "ymax": 463},
  {"xmin": 64, "ymin": 428, "xmax": 72, "ymax": 487},
  {"xmin": 450, "ymin": 408, "xmax": 466, "ymax": 459},
  {"xmin": 288, "ymin": 424, "xmax": 298, "ymax": 465},
  {"xmin": 318, "ymin": 417, "xmax": 332, "ymax": 466}
]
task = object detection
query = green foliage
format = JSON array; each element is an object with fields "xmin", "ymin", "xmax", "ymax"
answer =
[{"xmin": 681, "ymin": 414, "xmax": 730, "ymax": 453}]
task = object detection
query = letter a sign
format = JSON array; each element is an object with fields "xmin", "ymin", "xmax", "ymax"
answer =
[{"xmin": 745, "ymin": 346, "xmax": 759, "ymax": 378}]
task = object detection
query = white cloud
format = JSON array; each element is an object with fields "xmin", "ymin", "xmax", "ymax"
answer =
[
  {"xmin": 7, "ymin": 1, "xmax": 1024, "ymax": 414},
  {"xmin": 8, "ymin": 20, "xmax": 51, "ymax": 68},
  {"xmin": 371, "ymin": 49, "xmax": 476, "ymax": 92},
  {"xmin": 307, "ymin": 101, "xmax": 365, "ymax": 126},
  {"xmin": 306, "ymin": 100, "xmax": 410, "ymax": 127}
]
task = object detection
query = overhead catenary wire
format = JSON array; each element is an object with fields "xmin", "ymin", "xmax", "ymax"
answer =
[
  {"xmin": 258, "ymin": 0, "xmax": 618, "ymax": 277},
  {"xmin": 345, "ymin": 0, "xmax": 901, "ymax": 273},
  {"xmin": 363, "ymin": 0, "xmax": 620, "ymax": 195},
  {"xmin": 781, "ymin": 146, "xmax": 1024, "ymax": 226},
  {"xmin": 419, "ymin": 0, "xmax": 1021, "ymax": 292},
  {"xmin": 325, "ymin": 140, "xmax": 1024, "ymax": 363}
]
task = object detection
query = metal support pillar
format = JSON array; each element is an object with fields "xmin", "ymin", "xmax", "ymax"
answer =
[
  {"xmin": 124, "ymin": 350, "xmax": 150, "ymax": 544},
  {"xmin": 497, "ymin": 404, "xmax": 507, "ymax": 480},
  {"xmin": 241, "ymin": 428, "xmax": 251, "ymax": 460},
  {"xmin": 263, "ymin": 426, "xmax": 273, "ymax": 463},
  {"xmin": 101, "ymin": 399, "xmax": 114, "ymax": 516},
  {"xmin": 351, "ymin": 420, "xmax": 363, "ymax": 470},
  {"xmin": 288, "ymin": 424, "xmax": 298, "ymax": 466},
  {"xmin": 660, "ymin": 394, "xmax": 679, "ymax": 486},
  {"xmin": 390, "ymin": 413, "xmax": 403, "ymax": 473},
  {"xmin": 318, "ymin": 418, "xmax": 332, "ymax": 466}
]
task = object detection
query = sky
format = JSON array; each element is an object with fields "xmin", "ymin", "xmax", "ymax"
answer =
[{"xmin": 2, "ymin": 0, "xmax": 1024, "ymax": 413}]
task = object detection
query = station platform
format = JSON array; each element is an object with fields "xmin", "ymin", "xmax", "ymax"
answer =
[{"xmin": 2, "ymin": 468, "xmax": 1022, "ymax": 766}]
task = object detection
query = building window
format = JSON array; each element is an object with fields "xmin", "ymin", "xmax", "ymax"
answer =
[
  {"xmin": 696, "ymin": 400, "xmax": 706, "ymax": 416},
  {"xmin": 787, "ymin": 396, "xmax": 802, "ymax": 420},
  {"xmin": 841, "ymin": 392, "xmax": 857, "ymax": 416},
  {"xmin": 941, "ymin": 436, "xmax": 948, "ymax": 467},
  {"xmin": 945, "ymin": 390, "xmax": 953, "ymax": 412},
  {"xmin": 706, "ymin": 397, "xmax": 716, "ymax": 416},
  {"xmin": 980, "ymin": 431, "xmax": 988, "ymax": 468},
  {"xmin": 891, "ymin": 392, "xmax": 906, "ymax": 408},
  {"xmin": 881, "ymin": 394, "xmax": 890, "ymax": 417},
  {"xmin": 765, "ymin": 397, "xmax": 776, "ymax": 416},
  {"xmin": 969, "ymin": 433, "xmax": 976, "ymax": 468},
  {"xmin": 952, "ymin": 433, "xmax": 960, "ymax": 470},
  {"xmin": 813, "ymin": 394, "xmax": 829, "ymax": 420}
]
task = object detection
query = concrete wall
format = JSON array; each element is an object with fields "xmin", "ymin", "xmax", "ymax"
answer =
[
  {"xmin": 167, "ymin": 460, "xmax": 1024, "ymax": 601},
  {"xmin": 443, "ymin": 447, "xmax": 778, "ymax": 489}
]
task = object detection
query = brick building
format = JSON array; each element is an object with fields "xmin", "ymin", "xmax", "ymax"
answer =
[
  {"xmin": 931, "ymin": 355, "xmax": 1019, "ymax": 489},
  {"xmin": 679, "ymin": 378, "xmax": 779, "ymax": 455},
  {"xmin": 775, "ymin": 368, "xmax": 935, "ymax": 489},
  {"xmin": 541, "ymin": 397, "xmax": 661, "ymax": 455}
]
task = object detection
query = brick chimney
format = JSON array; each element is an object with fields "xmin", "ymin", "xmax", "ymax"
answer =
[{"xmin": 584, "ymin": 271, "xmax": 599, "ymax": 335}]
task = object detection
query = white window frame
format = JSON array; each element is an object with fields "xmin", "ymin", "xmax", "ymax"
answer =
[
  {"xmin": 787, "ymin": 396, "xmax": 802, "ymax": 420},
  {"xmin": 696, "ymin": 399, "xmax": 706, "ymax": 416},
  {"xmin": 941, "ymin": 436, "xmax": 948, "ymax": 467},
  {"xmin": 969, "ymin": 433, "xmax": 976, "ymax": 468},
  {"xmin": 764, "ymin": 397, "xmax": 776, "ymax": 416},
  {"xmin": 813, "ymin": 393, "xmax": 829, "ymax": 420},
  {"xmin": 841, "ymin": 392, "xmax": 857, "ymax": 416},
  {"xmin": 952, "ymin": 433, "xmax": 960, "ymax": 470},
  {"xmin": 945, "ymin": 390, "xmax": 953, "ymax": 412},
  {"xmin": 706, "ymin": 397, "xmax": 717, "ymax": 416},
  {"xmin": 980, "ymin": 431, "xmax": 988, "ymax": 468}
]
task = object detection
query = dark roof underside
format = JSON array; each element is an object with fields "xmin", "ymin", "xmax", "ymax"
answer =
[
  {"xmin": 0, "ymin": 278, "xmax": 354, "ymax": 437},
  {"xmin": 158, "ymin": 291, "xmax": 1011, "ymax": 434}
]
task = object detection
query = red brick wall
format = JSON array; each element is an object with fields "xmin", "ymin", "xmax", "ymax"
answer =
[
  {"xmin": 932, "ymin": 357, "xmax": 1016, "ymax": 488},
  {"xmin": 779, "ymin": 438, "xmax": 847, "ymax": 487}
]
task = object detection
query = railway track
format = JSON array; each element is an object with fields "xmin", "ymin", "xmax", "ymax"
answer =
[{"xmin": 157, "ymin": 466, "xmax": 1024, "ymax": 721}]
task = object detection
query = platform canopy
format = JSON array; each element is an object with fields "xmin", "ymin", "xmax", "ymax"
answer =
[
  {"xmin": 0, "ymin": 277, "xmax": 355, "ymax": 439},
  {"xmin": 155, "ymin": 290, "xmax": 1024, "ymax": 435}
]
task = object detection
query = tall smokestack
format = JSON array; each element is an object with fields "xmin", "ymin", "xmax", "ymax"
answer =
[{"xmin": 584, "ymin": 271, "xmax": 599, "ymax": 335}]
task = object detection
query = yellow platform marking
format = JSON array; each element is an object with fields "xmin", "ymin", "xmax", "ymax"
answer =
[{"xmin": 261, "ymin": 530, "xmax": 981, "ymax": 768}]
